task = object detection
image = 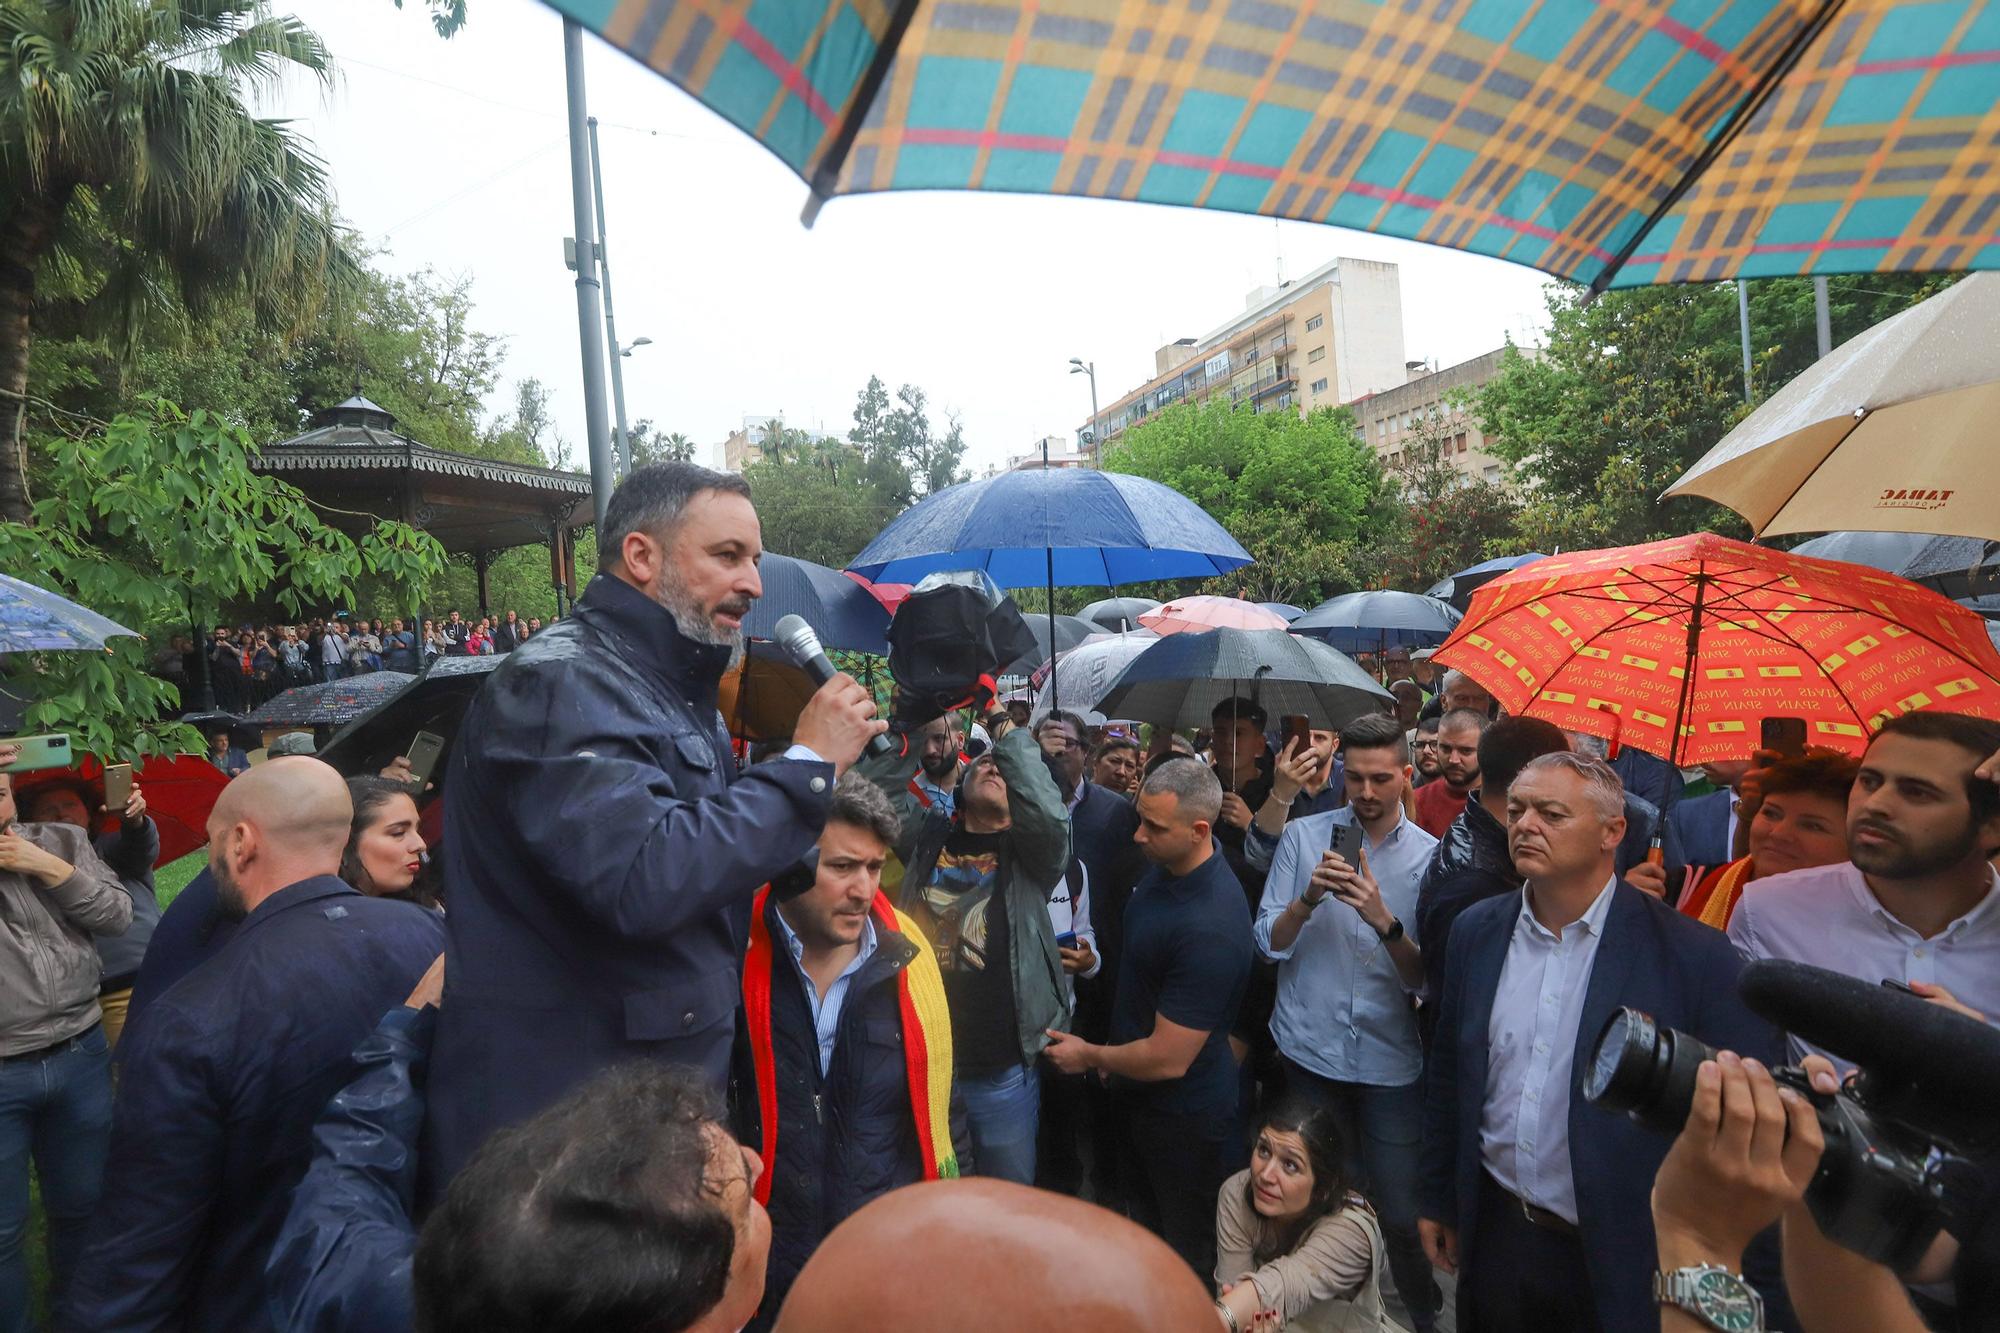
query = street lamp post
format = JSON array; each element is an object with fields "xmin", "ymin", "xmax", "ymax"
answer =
[
  {"xmin": 612, "ymin": 336, "xmax": 652, "ymax": 475},
  {"xmin": 1068, "ymin": 358, "xmax": 1100, "ymax": 467}
]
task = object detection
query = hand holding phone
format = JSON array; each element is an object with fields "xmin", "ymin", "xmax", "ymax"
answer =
[
  {"xmin": 403, "ymin": 731, "xmax": 446, "ymax": 791},
  {"xmin": 1761, "ymin": 716, "xmax": 1807, "ymax": 760},
  {"xmin": 1, "ymin": 735, "xmax": 72, "ymax": 774},
  {"xmin": 102, "ymin": 763, "xmax": 133, "ymax": 815}
]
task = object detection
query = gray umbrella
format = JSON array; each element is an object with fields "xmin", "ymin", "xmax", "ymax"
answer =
[
  {"xmin": 1095, "ymin": 628, "xmax": 1393, "ymax": 730},
  {"xmin": 1898, "ymin": 534, "xmax": 2000, "ymax": 601},
  {"xmin": 1078, "ymin": 596, "xmax": 1161, "ymax": 633}
]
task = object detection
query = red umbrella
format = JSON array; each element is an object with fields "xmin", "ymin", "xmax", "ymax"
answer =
[
  {"xmin": 11, "ymin": 754, "xmax": 229, "ymax": 867},
  {"xmin": 843, "ymin": 570, "xmax": 912, "ymax": 616}
]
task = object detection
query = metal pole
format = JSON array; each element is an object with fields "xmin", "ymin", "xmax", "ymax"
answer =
[
  {"xmin": 1044, "ymin": 437, "xmax": 1059, "ymax": 714},
  {"xmin": 1087, "ymin": 364, "xmax": 1101, "ymax": 468},
  {"xmin": 563, "ymin": 20, "xmax": 616, "ymax": 531},
  {"xmin": 588, "ymin": 116, "xmax": 633, "ymax": 483},
  {"xmin": 1814, "ymin": 276, "xmax": 1832, "ymax": 359},
  {"xmin": 1736, "ymin": 280, "xmax": 1754, "ymax": 402}
]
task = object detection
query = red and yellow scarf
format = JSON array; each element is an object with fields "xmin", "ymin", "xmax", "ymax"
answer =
[
  {"xmin": 1680, "ymin": 855, "xmax": 1757, "ymax": 931},
  {"xmin": 741, "ymin": 885, "xmax": 959, "ymax": 1205}
]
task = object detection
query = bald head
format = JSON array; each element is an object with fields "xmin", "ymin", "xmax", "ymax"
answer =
[
  {"xmin": 774, "ymin": 1180, "xmax": 1213, "ymax": 1332},
  {"xmin": 207, "ymin": 758, "xmax": 353, "ymax": 918}
]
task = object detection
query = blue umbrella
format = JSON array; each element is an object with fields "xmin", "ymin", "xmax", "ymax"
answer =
[
  {"xmin": 0, "ymin": 573, "xmax": 139, "ymax": 653},
  {"xmin": 1291, "ymin": 591, "xmax": 1462, "ymax": 655},
  {"xmin": 850, "ymin": 469, "xmax": 1250, "ymax": 712},
  {"xmin": 1425, "ymin": 553, "xmax": 1549, "ymax": 610},
  {"xmin": 740, "ymin": 553, "xmax": 891, "ymax": 654},
  {"xmin": 848, "ymin": 470, "xmax": 1250, "ymax": 587}
]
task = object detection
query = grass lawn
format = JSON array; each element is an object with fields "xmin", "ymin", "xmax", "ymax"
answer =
[{"xmin": 27, "ymin": 850, "xmax": 207, "ymax": 1319}]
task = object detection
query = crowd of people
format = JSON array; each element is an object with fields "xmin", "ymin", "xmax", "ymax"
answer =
[
  {"xmin": 2, "ymin": 459, "xmax": 1997, "ymax": 1333},
  {"xmin": 150, "ymin": 609, "xmax": 549, "ymax": 713}
]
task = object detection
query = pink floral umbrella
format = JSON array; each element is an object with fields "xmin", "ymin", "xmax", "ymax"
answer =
[{"xmin": 1140, "ymin": 596, "xmax": 1290, "ymax": 637}]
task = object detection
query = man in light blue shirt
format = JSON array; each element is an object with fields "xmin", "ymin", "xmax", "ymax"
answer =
[{"xmin": 1254, "ymin": 712, "xmax": 1439, "ymax": 1331}]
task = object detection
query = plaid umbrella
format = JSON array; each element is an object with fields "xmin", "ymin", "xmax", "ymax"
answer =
[
  {"xmin": 1433, "ymin": 532, "xmax": 2000, "ymax": 765},
  {"xmin": 0, "ymin": 573, "xmax": 138, "ymax": 653},
  {"xmin": 551, "ymin": 0, "xmax": 1995, "ymax": 289},
  {"xmin": 247, "ymin": 673, "xmax": 417, "ymax": 728}
]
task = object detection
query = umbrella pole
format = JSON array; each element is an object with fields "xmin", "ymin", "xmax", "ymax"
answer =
[
  {"xmin": 1667, "ymin": 572, "xmax": 1709, "ymax": 766},
  {"xmin": 1046, "ymin": 544, "xmax": 1059, "ymax": 714}
]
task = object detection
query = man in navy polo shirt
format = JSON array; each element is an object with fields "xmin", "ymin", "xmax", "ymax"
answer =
[{"xmin": 1044, "ymin": 757, "xmax": 1252, "ymax": 1278}]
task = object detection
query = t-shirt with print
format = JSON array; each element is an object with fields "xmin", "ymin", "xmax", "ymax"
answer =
[{"xmin": 908, "ymin": 828, "xmax": 1017, "ymax": 1074}]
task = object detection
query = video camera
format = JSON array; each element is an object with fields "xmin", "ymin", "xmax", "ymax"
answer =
[{"xmin": 1584, "ymin": 959, "xmax": 1999, "ymax": 1271}]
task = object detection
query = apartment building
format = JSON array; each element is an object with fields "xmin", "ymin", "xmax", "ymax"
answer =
[
  {"xmin": 1354, "ymin": 347, "xmax": 1538, "ymax": 488},
  {"xmin": 1079, "ymin": 257, "xmax": 1406, "ymax": 449},
  {"xmin": 713, "ymin": 413, "xmax": 834, "ymax": 473}
]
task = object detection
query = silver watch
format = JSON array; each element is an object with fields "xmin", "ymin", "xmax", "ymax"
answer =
[{"xmin": 1655, "ymin": 1264, "xmax": 1763, "ymax": 1332}]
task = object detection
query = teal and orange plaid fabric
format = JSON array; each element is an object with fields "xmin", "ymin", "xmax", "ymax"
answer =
[
  {"xmin": 545, "ymin": 0, "xmax": 1997, "ymax": 289},
  {"xmin": 1432, "ymin": 532, "xmax": 2000, "ymax": 765}
]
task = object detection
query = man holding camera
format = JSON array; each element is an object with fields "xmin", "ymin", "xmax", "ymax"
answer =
[
  {"xmin": 1728, "ymin": 712, "xmax": 2000, "ymax": 1059},
  {"xmin": 1418, "ymin": 752, "xmax": 1783, "ymax": 1332}
]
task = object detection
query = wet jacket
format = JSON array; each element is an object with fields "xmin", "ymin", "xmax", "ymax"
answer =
[
  {"xmin": 424, "ymin": 573, "xmax": 835, "ymax": 1191},
  {"xmin": 266, "ymin": 1005, "xmax": 431, "ymax": 1333},
  {"xmin": 731, "ymin": 892, "xmax": 973, "ymax": 1329},
  {"xmin": 63, "ymin": 877, "xmax": 441, "ymax": 1333},
  {"xmin": 0, "ymin": 820, "xmax": 129, "ymax": 1056},
  {"xmin": 93, "ymin": 818, "xmax": 162, "ymax": 989},
  {"xmin": 857, "ymin": 727, "xmax": 1070, "ymax": 1067}
]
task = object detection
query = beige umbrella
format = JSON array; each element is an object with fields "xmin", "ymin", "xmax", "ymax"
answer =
[{"xmin": 1665, "ymin": 274, "xmax": 2000, "ymax": 541}]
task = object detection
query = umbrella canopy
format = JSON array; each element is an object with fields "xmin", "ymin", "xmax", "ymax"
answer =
[
  {"xmin": 1030, "ymin": 634, "xmax": 1159, "ymax": 726},
  {"xmin": 555, "ymin": 0, "xmax": 1993, "ymax": 292},
  {"xmin": 1079, "ymin": 597, "xmax": 1162, "ymax": 634},
  {"xmin": 1140, "ymin": 596, "xmax": 1290, "ymax": 637},
  {"xmin": 1788, "ymin": 531, "xmax": 1941, "ymax": 572},
  {"xmin": 248, "ymin": 672, "xmax": 417, "ymax": 728},
  {"xmin": 743, "ymin": 553, "xmax": 892, "ymax": 653},
  {"xmin": 1426, "ymin": 553, "xmax": 1550, "ymax": 610},
  {"xmin": 848, "ymin": 469, "xmax": 1250, "ymax": 587},
  {"xmin": 317, "ymin": 658, "xmax": 501, "ymax": 780},
  {"xmin": 1899, "ymin": 535, "xmax": 2000, "ymax": 602},
  {"xmin": 1257, "ymin": 602, "xmax": 1305, "ymax": 623},
  {"xmin": 10, "ymin": 754, "xmax": 229, "ymax": 868},
  {"xmin": 1433, "ymin": 533, "xmax": 2000, "ymax": 765},
  {"xmin": 1290, "ymin": 590, "xmax": 1462, "ymax": 652},
  {"xmin": 1004, "ymin": 613, "xmax": 1099, "ymax": 675},
  {"xmin": 0, "ymin": 573, "xmax": 139, "ymax": 653},
  {"xmin": 1096, "ymin": 629, "xmax": 1393, "ymax": 731},
  {"xmin": 1668, "ymin": 274, "xmax": 2000, "ymax": 540},
  {"xmin": 843, "ymin": 570, "xmax": 913, "ymax": 616}
]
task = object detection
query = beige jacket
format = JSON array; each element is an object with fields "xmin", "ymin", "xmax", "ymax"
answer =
[
  {"xmin": 0, "ymin": 821, "xmax": 130, "ymax": 1055},
  {"xmin": 1216, "ymin": 1171, "xmax": 1391, "ymax": 1333}
]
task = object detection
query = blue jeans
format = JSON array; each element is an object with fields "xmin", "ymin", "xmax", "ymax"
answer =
[
  {"xmin": 959, "ymin": 1063, "xmax": 1039, "ymax": 1185},
  {"xmin": 1284, "ymin": 1060, "xmax": 1440, "ymax": 1327},
  {"xmin": 0, "ymin": 1026, "xmax": 113, "ymax": 1333}
]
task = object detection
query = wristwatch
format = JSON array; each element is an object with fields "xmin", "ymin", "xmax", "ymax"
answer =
[
  {"xmin": 1376, "ymin": 916, "xmax": 1405, "ymax": 943},
  {"xmin": 1655, "ymin": 1264, "xmax": 1763, "ymax": 1332}
]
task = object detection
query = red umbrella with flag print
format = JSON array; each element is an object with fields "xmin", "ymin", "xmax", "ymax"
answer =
[{"xmin": 1432, "ymin": 533, "xmax": 2000, "ymax": 766}]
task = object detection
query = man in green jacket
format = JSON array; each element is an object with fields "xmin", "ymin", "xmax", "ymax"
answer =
[{"xmin": 856, "ymin": 711, "xmax": 1071, "ymax": 1185}]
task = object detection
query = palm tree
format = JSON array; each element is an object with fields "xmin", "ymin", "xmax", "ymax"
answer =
[
  {"xmin": 0, "ymin": 2, "xmax": 354, "ymax": 522},
  {"xmin": 663, "ymin": 431, "xmax": 696, "ymax": 463}
]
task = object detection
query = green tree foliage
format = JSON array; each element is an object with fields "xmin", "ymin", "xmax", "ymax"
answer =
[
  {"xmin": 394, "ymin": 0, "xmax": 466, "ymax": 37},
  {"xmin": 741, "ymin": 462, "xmax": 888, "ymax": 568},
  {"xmin": 1105, "ymin": 399, "xmax": 1396, "ymax": 606},
  {"xmin": 0, "ymin": 403, "xmax": 444, "ymax": 761},
  {"xmin": 0, "ymin": 1, "xmax": 356, "ymax": 522},
  {"xmin": 1375, "ymin": 399, "xmax": 1523, "ymax": 590}
]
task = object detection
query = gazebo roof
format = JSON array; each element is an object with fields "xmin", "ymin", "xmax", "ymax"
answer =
[{"xmin": 252, "ymin": 394, "xmax": 597, "ymax": 554}]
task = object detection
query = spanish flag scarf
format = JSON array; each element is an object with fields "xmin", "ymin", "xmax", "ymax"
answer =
[
  {"xmin": 1681, "ymin": 855, "xmax": 1757, "ymax": 931},
  {"xmin": 741, "ymin": 885, "xmax": 959, "ymax": 1205}
]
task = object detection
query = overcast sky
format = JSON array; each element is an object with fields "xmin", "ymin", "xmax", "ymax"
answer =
[{"xmin": 273, "ymin": 0, "xmax": 1558, "ymax": 472}]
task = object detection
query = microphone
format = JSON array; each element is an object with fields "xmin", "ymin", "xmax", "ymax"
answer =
[
  {"xmin": 1740, "ymin": 958, "xmax": 2000, "ymax": 1149},
  {"xmin": 772, "ymin": 614, "xmax": 895, "ymax": 760}
]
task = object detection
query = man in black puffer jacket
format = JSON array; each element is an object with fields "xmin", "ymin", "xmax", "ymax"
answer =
[
  {"xmin": 1413, "ymin": 717, "xmax": 1569, "ymax": 1050},
  {"xmin": 733, "ymin": 773, "xmax": 972, "ymax": 1330}
]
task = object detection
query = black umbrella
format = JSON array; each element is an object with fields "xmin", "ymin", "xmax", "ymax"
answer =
[
  {"xmin": 1095, "ymin": 628, "xmax": 1394, "ymax": 730},
  {"xmin": 316, "ymin": 657, "xmax": 502, "ymax": 781},
  {"xmin": 1078, "ymin": 596, "xmax": 1161, "ymax": 633},
  {"xmin": 246, "ymin": 673, "xmax": 417, "ymax": 728},
  {"xmin": 1004, "ymin": 613, "xmax": 1098, "ymax": 674},
  {"xmin": 1898, "ymin": 534, "xmax": 2000, "ymax": 601},
  {"xmin": 740, "ymin": 554, "xmax": 891, "ymax": 654}
]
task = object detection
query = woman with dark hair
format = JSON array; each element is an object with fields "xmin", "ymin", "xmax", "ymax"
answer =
[
  {"xmin": 342, "ymin": 777, "xmax": 437, "ymax": 909},
  {"xmin": 1214, "ymin": 1099, "xmax": 1387, "ymax": 1332}
]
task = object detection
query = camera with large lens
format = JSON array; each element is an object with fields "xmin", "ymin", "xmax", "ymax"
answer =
[{"xmin": 1583, "ymin": 961, "xmax": 2000, "ymax": 1272}]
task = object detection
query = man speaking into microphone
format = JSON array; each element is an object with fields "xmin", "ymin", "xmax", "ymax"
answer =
[{"xmin": 424, "ymin": 463, "xmax": 885, "ymax": 1189}]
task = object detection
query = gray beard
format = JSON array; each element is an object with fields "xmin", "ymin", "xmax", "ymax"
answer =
[{"xmin": 653, "ymin": 570, "xmax": 745, "ymax": 657}]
